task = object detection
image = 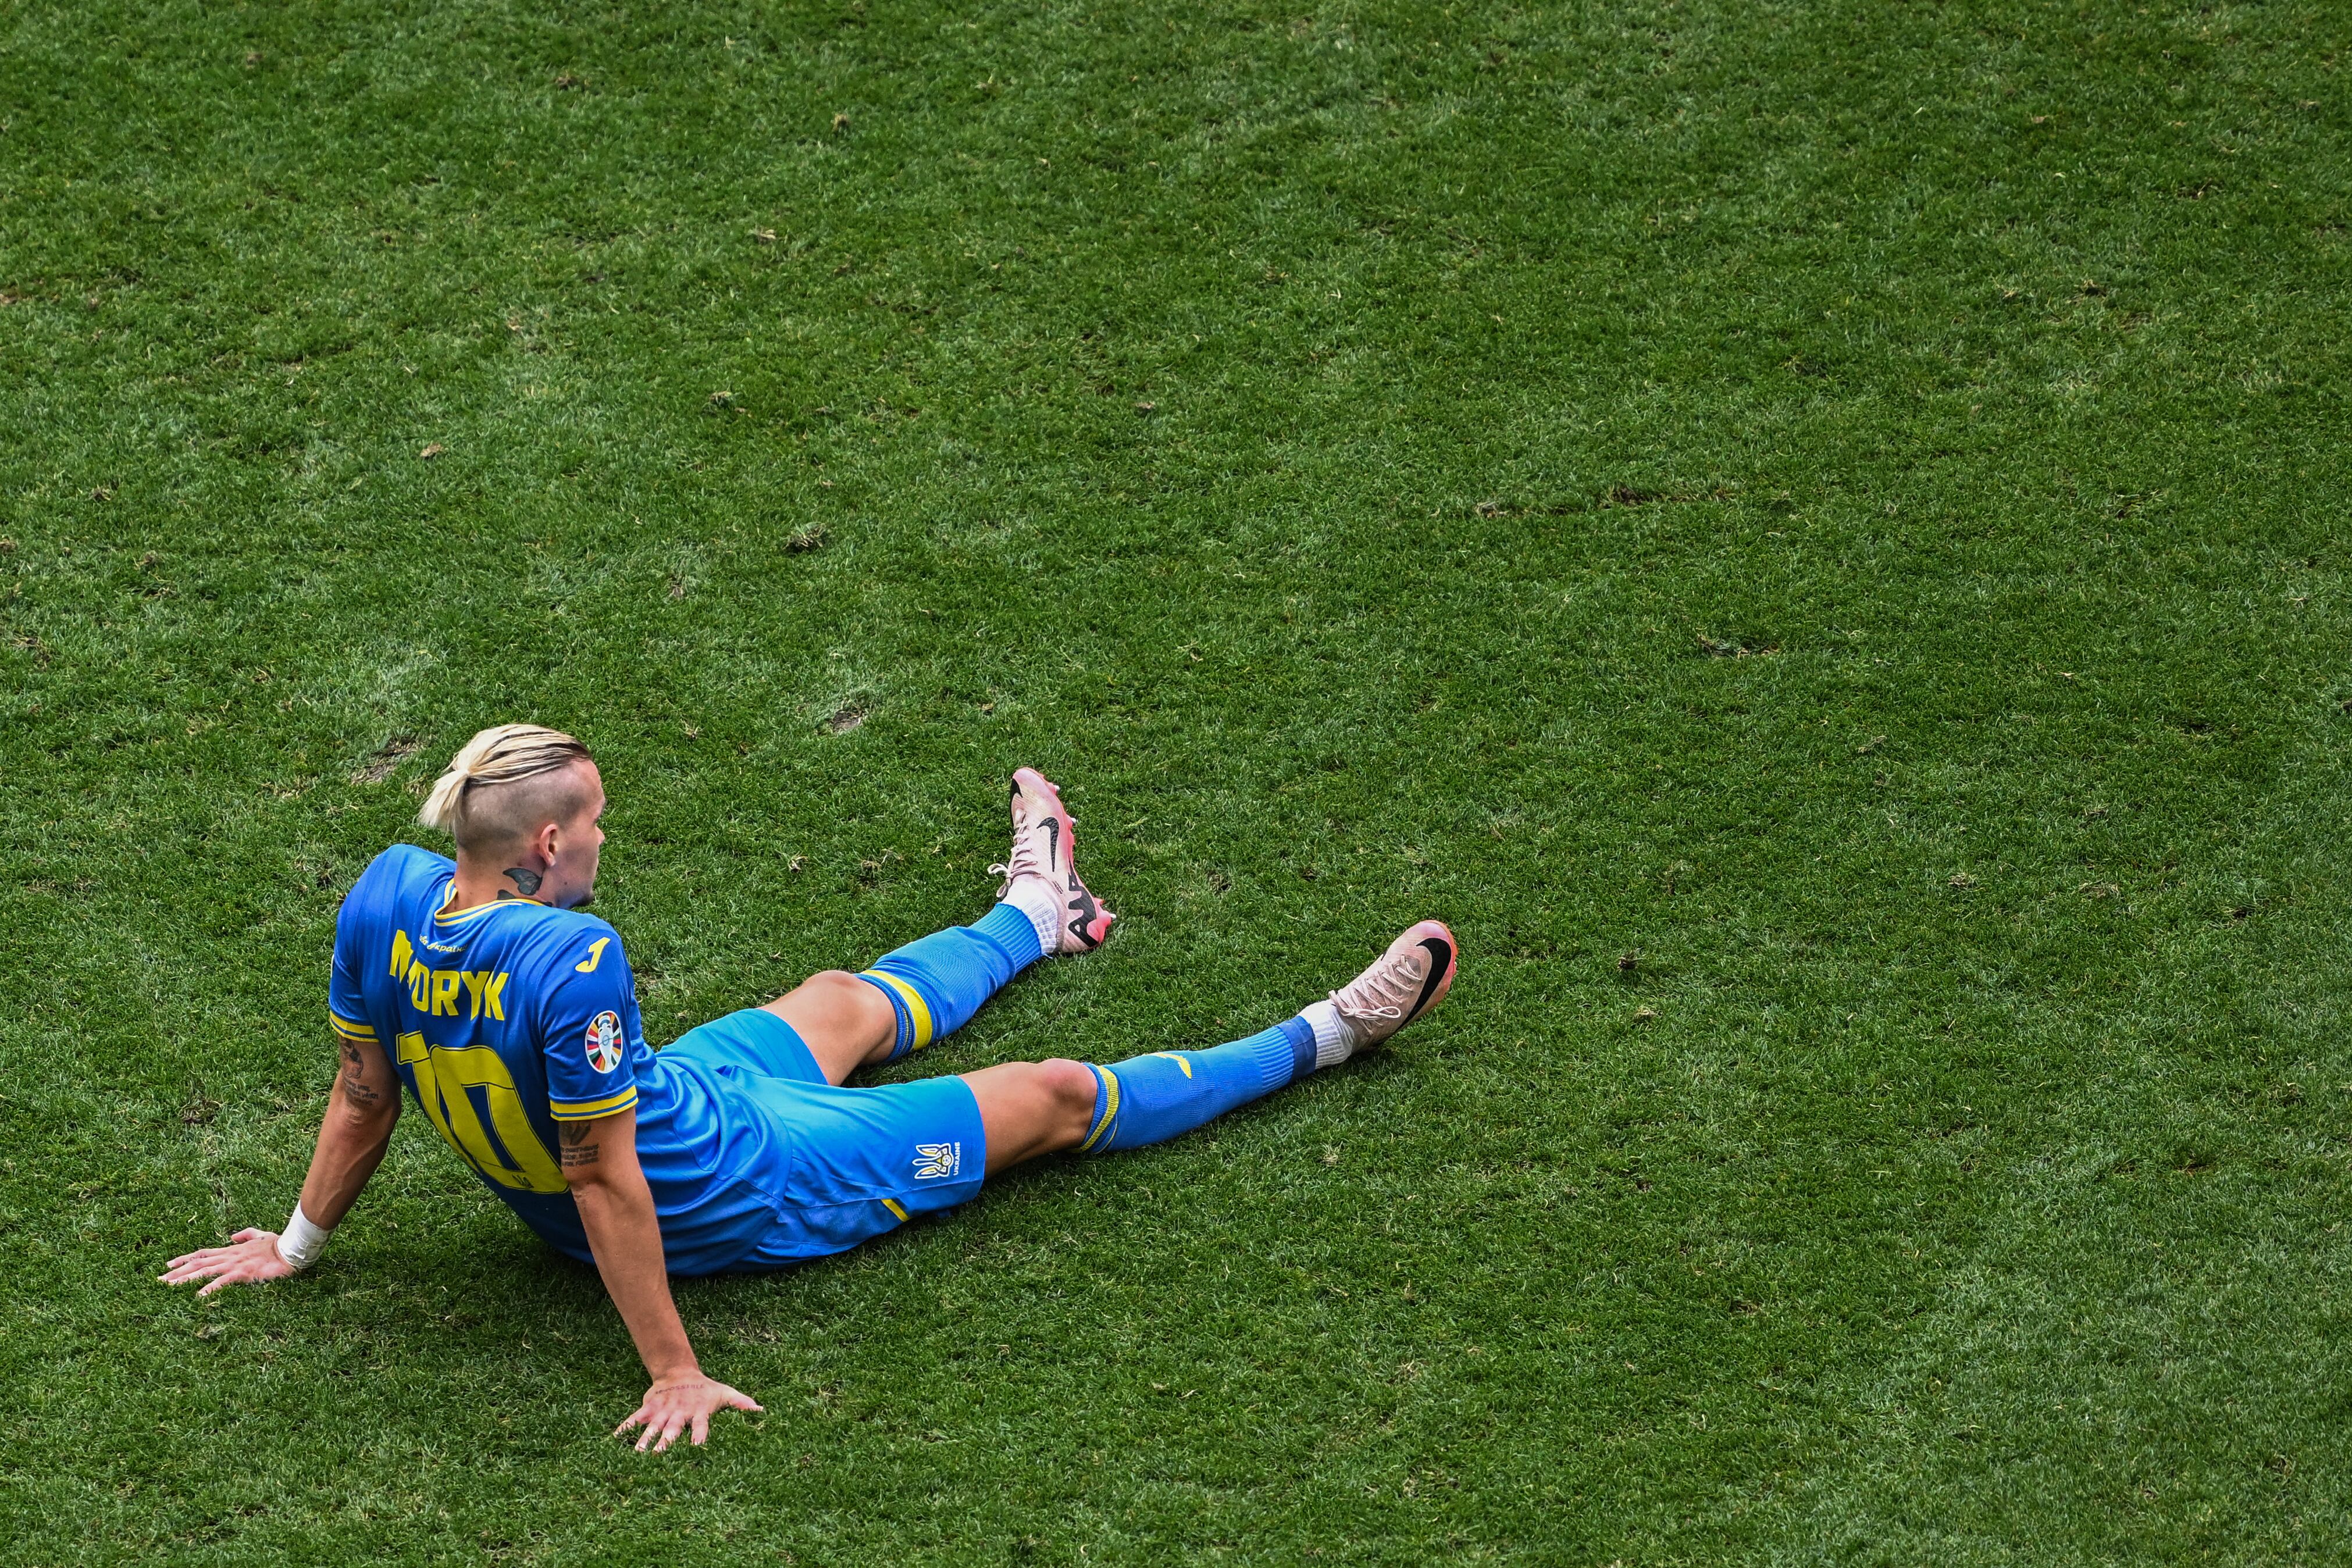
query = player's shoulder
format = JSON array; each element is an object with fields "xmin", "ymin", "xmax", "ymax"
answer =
[
  {"xmin": 360, "ymin": 842, "xmax": 454, "ymax": 893},
  {"xmin": 504, "ymin": 903, "xmax": 628, "ymax": 979},
  {"xmin": 341, "ymin": 842, "xmax": 453, "ymax": 923}
]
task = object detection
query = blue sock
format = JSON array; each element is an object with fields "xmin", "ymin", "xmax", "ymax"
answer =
[
  {"xmin": 855, "ymin": 903, "xmax": 1045, "ymax": 1060},
  {"xmin": 1078, "ymin": 1016, "xmax": 1317, "ymax": 1153}
]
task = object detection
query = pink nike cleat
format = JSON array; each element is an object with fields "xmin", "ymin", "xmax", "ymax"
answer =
[
  {"xmin": 1324, "ymin": 919, "xmax": 1457, "ymax": 1056},
  {"xmin": 991, "ymin": 767, "xmax": 1115, "ymax": 953}
]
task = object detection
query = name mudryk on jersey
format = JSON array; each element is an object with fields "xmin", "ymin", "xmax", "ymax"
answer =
[
  {"xmin": 378, "ymin": 925, "xmax": 569, "ymax": 1196},
  {"xmin": 388, "ymin": 928, "xmax": 513, "ymax": 1020}
]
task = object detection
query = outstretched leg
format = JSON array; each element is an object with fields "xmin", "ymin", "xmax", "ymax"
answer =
[
  {"xmin": 964, "ymin": 921, "xmax": 1459, "ymax": 1173},
  {"xmin": 765, "ymin": 767, "xmax": 1116, "ymax": 1085}
]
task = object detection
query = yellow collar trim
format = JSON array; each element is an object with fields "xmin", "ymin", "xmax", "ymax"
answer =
[{"xmin": 433, "ymin": 883, "xmax": 544, "ymax": 925}]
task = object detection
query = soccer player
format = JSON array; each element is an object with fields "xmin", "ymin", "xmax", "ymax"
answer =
[{"xmin": 161, "ymin": 724, "xmax": 1457, "ymax": 1451}]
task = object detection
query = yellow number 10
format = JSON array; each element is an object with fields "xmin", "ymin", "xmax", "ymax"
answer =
[{"xmin": 395, "ymin": 1032, "xmax": 566, "ymax": 1194}]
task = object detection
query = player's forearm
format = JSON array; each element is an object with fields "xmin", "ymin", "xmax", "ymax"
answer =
[
  {"xmin": 571, "ymin": 1170, "xmax": 698, "ymax": 1381},
  {"xmin": 295, "ymin": 1093, "xmax": 398, "ymax": 1229}
]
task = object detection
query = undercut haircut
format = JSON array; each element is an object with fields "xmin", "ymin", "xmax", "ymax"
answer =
[{"xmin": 418, "ymin": 724, "xmax": 596, "ymax": 854}]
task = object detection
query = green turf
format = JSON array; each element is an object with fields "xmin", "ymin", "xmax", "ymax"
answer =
[{"xmin": 3, "ymin": 0, "xmax": 2349, "ymax": 1559}]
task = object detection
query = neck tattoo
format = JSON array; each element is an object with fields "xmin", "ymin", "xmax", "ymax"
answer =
[{"xmin": 501, "ymin": 866, "xmax": 543, "ymax": 897}]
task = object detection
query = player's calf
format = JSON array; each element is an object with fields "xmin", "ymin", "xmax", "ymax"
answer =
[
  {"xmin": 969, "ymin": 922, "xmax": 1459, "ymax": 1171},
  {"xmin": 1077, "ymin": 920, "xmax": 1456, "ymax": 1153},
  {"xmin": 821, "ymin": 768, "xmax": 1116, "ymax": 1072}
]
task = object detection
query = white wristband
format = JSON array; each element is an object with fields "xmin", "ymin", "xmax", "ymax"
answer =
[{"xmin": 277, "ymin": 1202, "xmax": 334, "ymax": 1271}]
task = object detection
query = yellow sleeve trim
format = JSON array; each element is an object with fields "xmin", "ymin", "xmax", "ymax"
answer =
[
  {"xmin": 881, "ymin": 1198, "xmax": 910, "ymax": 1222},
  {"xmin": 330, "ymin": 1013, "xmax": 376, "ymax": 1040},
  {"xmin": 547, "ymin": 1085, "xmax": 639, "ymax": 1121}
]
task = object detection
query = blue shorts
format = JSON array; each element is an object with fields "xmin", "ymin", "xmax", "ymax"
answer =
[{"xmin": 662, "ymin": 1008, "xmax": 986, "ymax": 1272}]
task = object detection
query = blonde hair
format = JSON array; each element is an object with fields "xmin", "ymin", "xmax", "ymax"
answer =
[{"xmin": 418, "ymin": 724, "xmax": 596, "ymax": 852}]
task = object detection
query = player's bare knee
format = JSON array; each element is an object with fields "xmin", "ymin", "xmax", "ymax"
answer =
[
  {"xmin": 773, "ymin": 969, "xmax": 871, "ymax": 1014},
  {"xmin": 801, "ymin": 968, "xmax": 863, "ymax": 997},
  {"xmin": 1033, "ymin": 1058, "xmax": 1100, "ymax": 1143}
]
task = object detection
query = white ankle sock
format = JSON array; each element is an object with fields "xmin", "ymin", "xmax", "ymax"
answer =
[
  {"xmin": 1003, "ymin": 878, "xmax": 1063, "ymax": 957},
  {"xmin": 1300, "ymin": 998, "xmax": 1355, "ymax": 1070}
]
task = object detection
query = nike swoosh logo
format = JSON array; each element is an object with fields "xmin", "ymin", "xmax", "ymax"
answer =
[
  {"xmin": 1405, "ymin": 936, "xmax": 1453, "ymax": 1022},
  {"xmin": 1042, "ymin": 815, "xmax": 1061, "ymax": 875}
]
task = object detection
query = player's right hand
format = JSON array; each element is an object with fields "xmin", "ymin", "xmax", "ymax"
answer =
[
  {"xmin": 615, "ymin": 1373, "xmax": 764, "ymax": 1452},
  {"xmin": 158, "ymin": 1228, "xmax": 297, "ymax": 1296}
]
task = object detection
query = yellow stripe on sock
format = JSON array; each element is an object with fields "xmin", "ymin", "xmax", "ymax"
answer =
[
  {"xmin": 1078, "ymin": 1067, "xmax": 1121, "ymax": 1152},
  {"xmin": 882, "ymin": 1198, "xmax": 910, "ymax": 1222},
  {"xmin": 860, "ymin": 970, "xmax": 936, "ymax": 1052}
]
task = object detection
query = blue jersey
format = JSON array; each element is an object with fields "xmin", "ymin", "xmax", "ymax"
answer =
[{"xmin": 328, "ymin": 844, "xmax": 789, "ymax": 1274}]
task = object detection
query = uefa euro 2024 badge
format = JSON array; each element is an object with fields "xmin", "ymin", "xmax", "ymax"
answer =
[{"xmin": 585, "ymin": 1010, "xmax": 625, "ymax": 1074}]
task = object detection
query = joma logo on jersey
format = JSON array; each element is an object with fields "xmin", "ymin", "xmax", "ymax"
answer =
[
  {"xmin": 911, "ymin": 1142, "xmax": 963, "ymax": 1181},
  {"xmin": 389, "ymin": 930, "xmax": 511, "ymax": 1020}
]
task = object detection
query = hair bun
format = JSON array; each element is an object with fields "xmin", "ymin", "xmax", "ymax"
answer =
[{"xmin": 417, "ymin": 724, "xmax": 592, "ymax": 840}]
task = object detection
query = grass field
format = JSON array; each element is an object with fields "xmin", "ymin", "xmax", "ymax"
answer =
[{"xmin": 4, "ymin": 0, "xmax": 2350, "ymax": 1560}]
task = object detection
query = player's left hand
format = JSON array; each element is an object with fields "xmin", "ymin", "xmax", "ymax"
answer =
[
  {"xmin": 615, "ymin": 1373, "xmax": 763, "ymax": 1452},
  {"xmin": 158, "ymin": 1228, "xmax": 297, "ymax": 1296}
]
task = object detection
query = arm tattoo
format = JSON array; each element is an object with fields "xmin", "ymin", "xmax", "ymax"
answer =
[
  {"xmin": 337, "ymin": 1037, "xmax": 382, "ymax": 1103},
  {"xmin": 501, "ymin": 866, "xmax": 543, "ymax": 897},
  {"xmin": 558, "ymin": 1120, "xmax": 600, "ymax": 1167},
  {"xmin": 559, "ymin": 1122, "xmax": 600, "ymax": 1167}
]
